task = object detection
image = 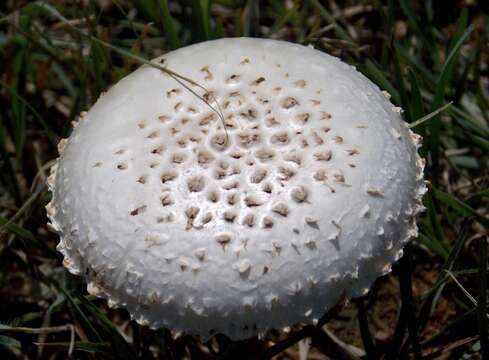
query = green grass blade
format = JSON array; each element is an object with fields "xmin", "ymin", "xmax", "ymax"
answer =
[
  {"xmin": 0, "ymin": 121, "xmax": 22, "ymax": 203},
  {"xmin": 243, "ymin": 0, "xmax": 259, "ymax": 37},
  {"xmin": 415, "ymin": 222, "xmax": 468, "ymax": 336},
  {"xmin": 75, "ymin": 294, "xmax": 138, "ymax": 359},
  {"xmin": 267, "ymin": 3, "xmax": 297, "ymax": 37},
  {"xmin": 157, "ymin": 0, "xmax": 180, "ymax": 49},
  {"xmin": 59, "ymin": 287, "xmax": 103, "ymax": 342},
  {"xmin": 35, "ymin": 341, "xmax": 111, "ymax": 353},
  {"xmin": 407, "ymin": 69, "xmax": 424, "ymax": 122},
  {"xmin": 429, "ymin": 24, "xmax": 474, "ymax": 170},
  {"xmin": 0, "ymin": 81, "xmax": 57, "ymax": 145},
  {"xmin": 478, "ymin": 238, "xmax": 488, "ymax": 357},
  {"xmin": 399, "ymin": 0, "xmax": 440, "ymax": 67},
  {"xmin": 392, "ymin": 49, "xmax": 412, "ymax": 121},
  {"xmin": 0, "ymin": 335, "xmax": 22, "ymax": 350},
  {"xmin": 191, "ymin": 0, "xmax": 211, "ymax": 41},
  {"xmin": 417, "ymin": 233, "xmax": 449, "ymax": 260},
  {"xmin": 408, "ymin": 102, "xmax": 452, "ymax": 129},
  {"xmin": 395, "ymin": 43, "xmax": 437, "ymax": 87},
  {"xmin": 433, "ymin": 189, "xmax": 489, "ymax": 228},
  {"xmin": 0, "ymin": 215, "xmax": 57, "ymax": 257},
  {"xmin": 425, "ymin": 194, "xmax": 447, "ymax": 247},
  {"xmin": 308, "ymin": 0, "xmax": 356, "ymax": 46},
  {"xmin": 377, "ymin": 0, "xmax": 395, "ymax": 68}
]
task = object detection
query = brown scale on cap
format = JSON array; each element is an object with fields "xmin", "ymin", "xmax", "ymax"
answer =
[
  {"xmin": 277, "ymin": 166, "xmax": 295, "ymax": 181},
  {"xmin": 151, "ymin": 145, "xmax": 165, "ymax": 155},
  {"xmin": 237, "ymin": 132, "xmax": 261, "ymax": 148},
  {"xmin": 283, "ymin": 153, "xmax": 302, "ymax": 165},
  {"xmin": 146, "ymin": 130, "xmax": 160, "ymax": 139},
  {"xmin": 314, "ymin": 150, "xmax": 332, "ymax": 161},
  {"xmin": 207, "ymin": 190, "xmax": 220, "ymax": 203},
  {"xmin": 270, "ymin": 132, "xmax": 290, "ymax": 146},
  {"xmin": 174, "ymin": 102, "xmax": 183, "ymax": 112},
  {"xmin": 223, "ymin": 210, "xmax": 237, "ymax": 223},
  {"xmin": 226, "ymin": 74, "xmax": 241, "ymax": 83},
  {"xmin": 197, "ymin": 150, "xmax": 215, "ymax": 166},
  {"xmin": 222, "ymin": 180, "xmax": 240, "ymax": 190},
  {"xmin": 242, "ymin": 213, "xmax": 255, "ymax": 227},
  {"xmin": 291, "ymin": 186, "xmax": 308, "ymax": 203},
  {"xmin": 202, "ymin": 91, "xmax": 216, "ymax": 103},
  {"xmin": 171, "ymin": 153, "xmax": 186, "ymax": 164},
  {"xmin": 240, "ymin": 108, "xmax": 259, "ymax": 121},
  {"xmin": 311, "ymin": 132, "xmax": 324, "ymax": 145},
  {"xmin": 156, "ymin": 213, "xmax": 174, "ymax": 224},
  {"xmin": 161, "ymin": 171, "xmax": 177, "ymax": 183},
  {"xmin": 137, "ymin": 120, "xmax": 147, "ymax": 129},
  {"xmin": 227, "ymin": 193, "xmax": 239, "ymax": 205},
  {"xmin": 262, "ymin": 216, "xmax": 274, "ymax": 228},
  {"xmin": 200, "ymin": 65, "xmax": 213, "ymax": 81},
  {"xmin": 158, "ymin": 115, "xmax": 170, "ymax": 123},
  {"xmin": 313, "ymin": 169, "xmax": 327, "ymax": 181},
  {"xmin": 187, "ymin": 175, "xmax": 206, "ymax": 192},
  {"xmin": 272, "ymin": 203, "xmax": 289, "ymax": 217},
  {"xmin": 199, "ymin": 114, "xmax": 215, "ymax": 126},
  {"xmin": 265, "ymin": 117, "xmax": 281, "ymax": 127},
  {"xmin": 166, "ymin": 89, "xmax": 181, "ymax": 98},
  {"xmin": 244, "ymin": 195, "xmax": 263, "ymax": 207},
  {"xmin": 281, "ymin": 97, "xmax": 299, "ymax": 109},
  {"xmin": 224, "ymin": 116, "xmax": 237, "ymax": 129},
  {"xmin": 185, "ymin": 206, "xmax": 200, "ymax": 230},
  {"xmin": 161, "ymin": 194, "xmax": 174, "ymax": 207},
  {"xmin": 210, "ymin": 133, "xmax": 230, "ymax": 151},
  {"xmin": 130, "ymin": 205, "xmax": 147, "ymax": 216},
  {"xmin": 255, "ymin": 148, "xmax": 275, "ymax": 162},
  {"xmin": 200, "ymin": 213, "xmax": 213, "ymax": 226},
  {"xmin": 229, "ymin": 151, "xmax": 243, "ymax": 159},
  {"xmin": 295, "ymin": 113, "xmax": 310, "ymax": 124},
  {"xmin": 215, "ymin": 233, "xmax": 232, "ymax": 248},
  {"xmin": 262, "ymin": 182, "xmax": 273, "ymax": 194},
  {"xmin": 250, "ymin": 77, "xmax": 265, "ymax": 86},
  {"xmin": 250, "ymin": 169, "xmax": 267, "ymax": 184}
]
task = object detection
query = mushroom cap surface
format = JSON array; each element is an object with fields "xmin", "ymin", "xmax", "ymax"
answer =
[{"xmin": 47, "ymin": 38, "xmax": 426, "ymax": 340}]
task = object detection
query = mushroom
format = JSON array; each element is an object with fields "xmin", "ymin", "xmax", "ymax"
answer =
[{"xmin": 46, "ymin": 38, "xmax": 426, "ymax": 340}]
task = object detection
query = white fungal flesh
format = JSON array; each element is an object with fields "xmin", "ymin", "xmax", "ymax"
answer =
[{"xmin": 46, "ymin": 38, "xmax": 426, "ymax": 340}]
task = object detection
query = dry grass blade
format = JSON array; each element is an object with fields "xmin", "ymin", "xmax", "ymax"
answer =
[
  {"xmin": 408, "ymin": 102, "xmax": 453, "ymax": 128},
  {"xmin": 29, "ymin": 1, "xmax": 229, "ymax": 146},
  {"xmin": 0, "ymin": 324, "xmax": 76, "ymax": 356},
  {"xmin": 444, "ymin": 270, "xmax": 478, "ymax": 307}
]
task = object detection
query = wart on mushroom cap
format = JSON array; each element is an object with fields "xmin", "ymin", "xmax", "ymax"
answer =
[{"xmin": 46, "ymin": 38, "xmax": 427, "ymax": 340}]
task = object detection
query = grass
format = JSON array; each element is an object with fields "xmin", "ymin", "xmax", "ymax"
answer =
[{"xmin": 0, "ymin": 0, "xmax": 488, "ymax": 359}]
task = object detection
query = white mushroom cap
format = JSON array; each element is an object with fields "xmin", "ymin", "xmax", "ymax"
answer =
[{"xmin": 46, "ymin": 38, "xmax": 426, "ymax": 340}]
